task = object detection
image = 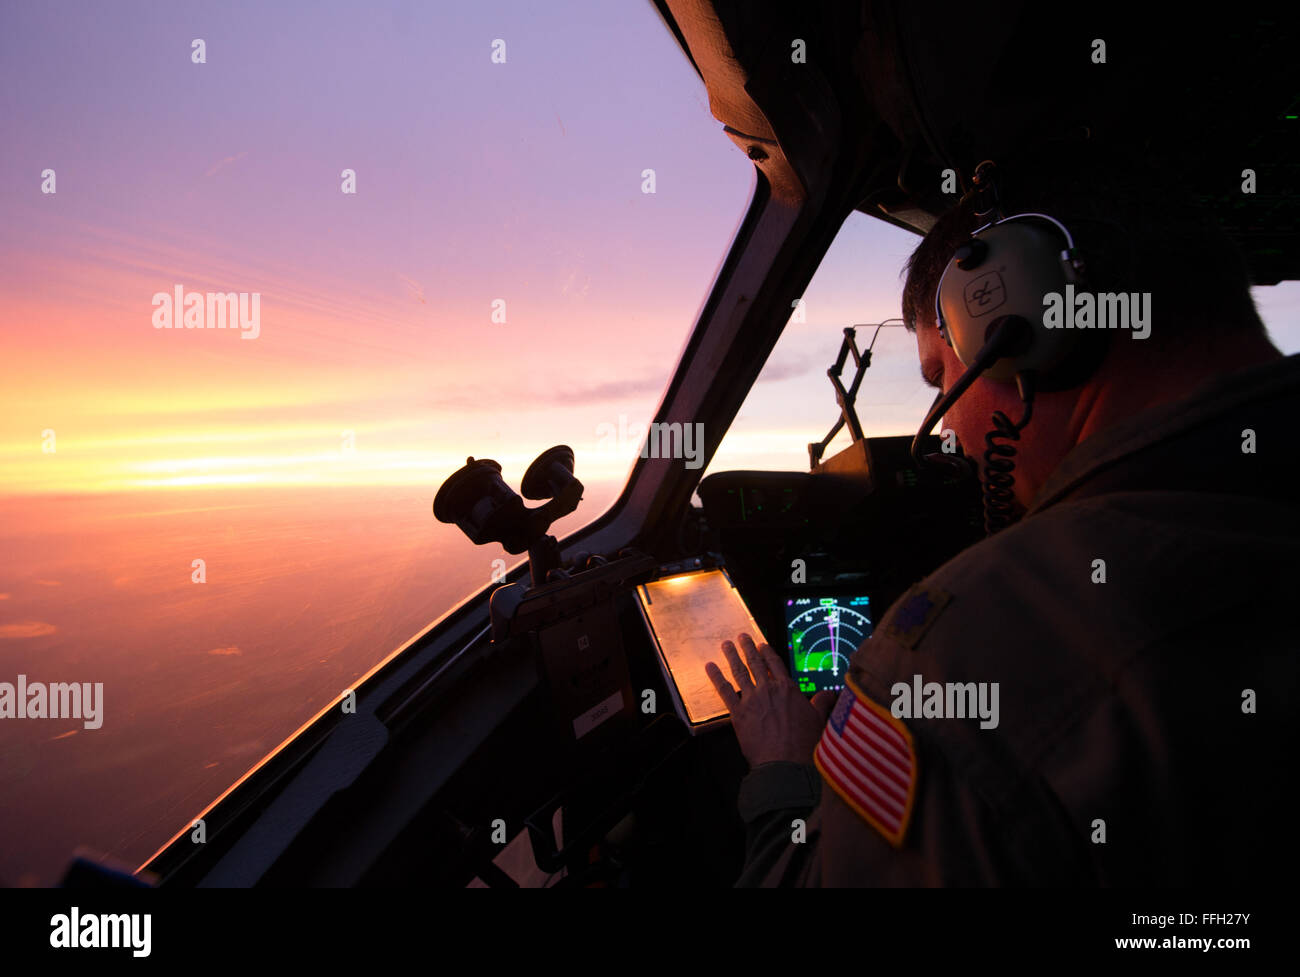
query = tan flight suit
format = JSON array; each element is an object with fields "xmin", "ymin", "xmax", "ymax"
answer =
[{"xmin": 736, "ymin": 352, "xmax": 1300, "ymax": 886}]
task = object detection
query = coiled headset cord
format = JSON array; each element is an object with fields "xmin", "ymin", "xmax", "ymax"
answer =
[{"xmin": 982, "ymin": 371, "xmax": 1036, "ymax": 534}]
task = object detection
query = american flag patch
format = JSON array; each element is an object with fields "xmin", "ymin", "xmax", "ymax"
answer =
[{"xmin": 814, "ymin": 675, "xmax": 917, "ymax": 847}]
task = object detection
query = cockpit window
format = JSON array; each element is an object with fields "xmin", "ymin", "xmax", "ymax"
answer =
[
  {"xmin": 0, "ymin": 0, "xmax": 751, "ymax": 886},
  {"xmin": 704, "ymin": 212, "xmax": 1300, "ymax": 480},
  {"xmin": 702, "ymin": 212, "xmax": 937, "ymax": 478}
]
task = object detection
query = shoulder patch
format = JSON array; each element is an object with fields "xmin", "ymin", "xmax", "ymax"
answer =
[
  {"xmin": 881, "ymin": 585, "xmax": 952, "ymax": 649},
  {"xmin": 813, "ymin": 674, "xmax": 917, "ymax": 847}
]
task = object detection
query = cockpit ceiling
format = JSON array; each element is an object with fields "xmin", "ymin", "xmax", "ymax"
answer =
[{"xmin": 656, "ymin": 0, "xmax": 1299, "ymax": 284}]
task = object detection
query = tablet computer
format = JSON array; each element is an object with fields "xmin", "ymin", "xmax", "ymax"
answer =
[{"xmin": 634, "ymin": 567, "xmax": 768, "ymax": 734}]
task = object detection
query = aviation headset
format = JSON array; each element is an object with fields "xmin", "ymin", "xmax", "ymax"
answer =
[
  {"xmin": 934, "ymin": 211, "xmax": 1088, "ymax": 387},
  {"xmin": 912, "ymin": 160, "xmax": 1112, "ymax": 532}
]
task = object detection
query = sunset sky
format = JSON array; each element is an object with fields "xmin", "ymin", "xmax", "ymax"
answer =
[
  {"xmin": 2, "ymin": 0, "xmax": 1297, "ymax": 497},
  {"xmin": 2, "ymin": 0, "xmax": 1298, "ymax": 891}
]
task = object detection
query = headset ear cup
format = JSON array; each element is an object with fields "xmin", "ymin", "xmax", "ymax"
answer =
[
  {"xmin": 935, "ymin": 214, "xmax": 1100, "ymax": 388},
  {"xmin": 934, "ymin": 267, "xmax": 952, "ymax": 347}
]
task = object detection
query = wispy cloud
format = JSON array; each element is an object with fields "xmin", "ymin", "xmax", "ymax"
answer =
[
  {"xmin": 397, "ymin": 274, "xmax": 427, "ymax": 304},
  {"xmin": 203, "ymin": 151, "xmax": 248, "ymax": 178},
  {"xmin": 542, "ymin": 375, "xmax": 667, "ymax": 406},
  {"xmin": 756, "ymin": 356, "xmax": 819, "ymax": 383},
  {"xmin": 0, "ymin": 621, "xmax": 57, "ymax": 639}
]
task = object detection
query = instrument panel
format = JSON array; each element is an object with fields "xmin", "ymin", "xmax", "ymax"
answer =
[{"xmin": 784, "ymin": 595, "xmax": 872, "ymax": 693}]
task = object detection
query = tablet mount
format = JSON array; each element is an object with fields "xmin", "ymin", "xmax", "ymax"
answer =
[{"xmin": 433, "ymin": 445, "xmax": 585, "ymax": 588}]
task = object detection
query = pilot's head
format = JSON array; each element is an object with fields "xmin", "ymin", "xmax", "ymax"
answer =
[{"xmin": 900, "ymin": 151, "xmax": 1274, "ymax": 508}]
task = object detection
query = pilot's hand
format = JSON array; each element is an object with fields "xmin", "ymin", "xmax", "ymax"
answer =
[{"xmin": 705, "ymin": 633, "xmax": 837, "ymax": 768}]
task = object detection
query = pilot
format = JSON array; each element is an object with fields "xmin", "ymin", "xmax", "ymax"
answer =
[{"xmin": 706, "ymin": 150, "xmax": 1299, "ymax": 885}]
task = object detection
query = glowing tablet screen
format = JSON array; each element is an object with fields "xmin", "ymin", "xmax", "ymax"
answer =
[{"xmin": 637, "ymin": 569, "xmax": 767, "ymax": 727}]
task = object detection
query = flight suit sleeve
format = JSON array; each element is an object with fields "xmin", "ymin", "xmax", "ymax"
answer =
[
  {"xmin": 813, "ymin": 618, "xmax": 1096, "ymax": 885},
  {"xmin": 733, "ymin": 761, "xmax": 821, "ymax": 887},
  {"xmin": 816, "ymin": 715, "xmax": 1093, "ymax": 885}
]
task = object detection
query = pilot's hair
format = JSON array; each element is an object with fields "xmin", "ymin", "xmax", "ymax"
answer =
[{"xmin": 899, "ymin": 152, "xmax": 1266, "ymax": 345}]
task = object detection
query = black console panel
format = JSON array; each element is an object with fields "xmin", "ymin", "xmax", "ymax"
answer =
[{"xmin": 696, "ymin": 435, "xmax": 983, "ymax": 667}]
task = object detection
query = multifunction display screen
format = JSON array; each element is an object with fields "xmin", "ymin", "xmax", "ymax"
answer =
[{"xmin": 784, "ymin": 595, "xmax": 872, "ymax": 694}]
